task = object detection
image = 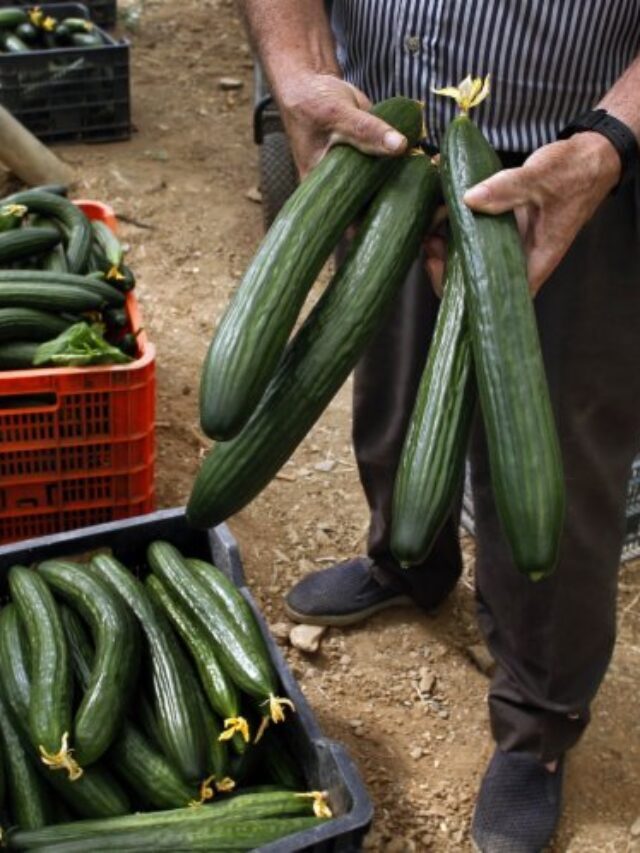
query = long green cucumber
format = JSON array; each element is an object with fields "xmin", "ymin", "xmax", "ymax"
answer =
[
  {"xmin": 441, "ymin": 114, "xmax": 565, "ymax": 578},
  {"xmin": 0, "ymin": 227, "xmax": 60, "ymax": 263},
  {"xmin": 37, "ymin": 560, "xmax": 140, "ymax": 766},
  {"xmin": 391, "ymin": 246, "xmax": 475, "ymax": 565},
  {"xmin": 8, "ymin": 566, "xmax": 76, "ymax": 776},
  {"xmin": 41, "ymin": 244, "xmax": 69, "ymax": 274},
  {"xmin": 0, "ymin": 690, "xmax": 51, "ymax": 830},
  {"xmin": 0, "ymin": 8, "xmax": 28, "ymax": 27},
  {"xmin": 8, "ymin": 790, "xmax": 327, "ymax": 850},
  {"xmin": 89, "ymin": 553, "xmax": 207, "ymax": 783},
  {"xmin": 146, "ymin": 542, "xmax": 281, "ymax": 714},
  {"xmin": 0, "ymin": 285, "xmax": 103, "ymax": 314},
  {"xmin": 0, "ymin": 341, "xmax": 37, "ymax": 369},
  {"xmin": 199, "ymin": 96, "xmax": 425, "ymax": 439},
  {"xmin": 3, "ymin": 191, "xmax": 92, "ymax": 273},
  {"xmin": 0, "ymin": 270, "xmax": 125, "ymax": 307},
  {"xmin": 0, "ymin": 604, "xmax": 130, "ymax": 819},
  {"xmin": 188, "ymin": 154, "xmax": 440, "ymax": 526},
  {"xmin": 0, "ymin": 308, "xmax": 70, "ymax": 343},
  {"xmin": 91, "ymin": 220, "xmax": 123, "ymax": 270},
  {"xmin": 59, "ymin": 605, "xmax": 198, "ymax": 810},
  {"xmin": 187, "ymin": 559, "xmax": 264, "ymax": 645},
  {"xmin": 195, "ymin": 688, "xmax": 229, "ymax": 786}
]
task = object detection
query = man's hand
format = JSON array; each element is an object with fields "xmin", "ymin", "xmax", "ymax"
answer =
[
  {"xmin": 277, "ymin": 72, "xmax": 408, "ymax": 177},
  {"xmin": 463, "ymin": 132, "xmax": 622, "ymax": 294}
]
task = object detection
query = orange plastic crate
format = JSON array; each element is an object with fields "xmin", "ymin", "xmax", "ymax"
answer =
[{"xmin": 0, "ymin": 200, "xmax": 156, "ymax": 544}]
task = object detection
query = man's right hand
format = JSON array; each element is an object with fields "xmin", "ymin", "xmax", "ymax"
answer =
[{"xmin": 276, "ymin": 72, "xmax": 409, "ymax": 176}]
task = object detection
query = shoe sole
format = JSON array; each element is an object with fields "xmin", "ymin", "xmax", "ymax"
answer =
[{"xmin": 284, "ymin": 594, "xmax": 414, "ymax": 627}]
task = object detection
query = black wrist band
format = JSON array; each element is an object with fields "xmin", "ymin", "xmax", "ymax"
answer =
[{"xmin": 558, "ymin": 108, "xmax": 639, "ymax": 190}]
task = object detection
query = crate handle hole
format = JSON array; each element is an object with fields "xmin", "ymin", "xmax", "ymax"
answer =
[{"xmin": 0, "ymin": 393, "xmax": 58, "ymax": 412}]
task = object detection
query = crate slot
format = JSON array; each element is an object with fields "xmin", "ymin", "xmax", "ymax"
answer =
[{"xmin": 0, "ymin": 393, "xmax": 58, "ymax": 411}]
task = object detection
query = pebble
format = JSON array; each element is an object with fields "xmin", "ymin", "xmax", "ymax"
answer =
[
  {"xmin": 349, "ymin": 719, "xmax": 364, "ymax": 729},
  {"xmin": 385, "ymin": 838, "xmax": 416, "ymax": 853},
  {"xmin": 289, "ymin": 624, "xmax": 326, "ymax": 653},
  {"xmin": 418, "ymin": 666, "xmax": 437, "ymax": 696},
  {"xmin": 409, "ymin": 746, "xmax": 423, "ymax": 760},
  {"xmin": 466, "ymin": 642, "xmax": 496, "ymax": 677},
  {"xmin": 340, "ymin": 654, "xmax": 353, "ymax": 666},
  {"xmin": 218, "ymin": 76, "xmax": 243, "ymax": 90},
  {"xmin": 269, "ymin": 622, "xmax": 290, "ymax": 643},
  {"xmin": 631, "ymin": 816, "xmax": 640, "ymax": 838},
  {"xmin": 362, "ymin": 829, "xmax": 384, "ymax": 850},
  {"xmin": 245, "ymin": 186, "xmax": 262, "ymax": 203}
]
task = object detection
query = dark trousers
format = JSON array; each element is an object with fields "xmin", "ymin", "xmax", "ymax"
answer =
[{"xmin": 353, "ymin": 172, "xmax": 640, "ymax": 762}]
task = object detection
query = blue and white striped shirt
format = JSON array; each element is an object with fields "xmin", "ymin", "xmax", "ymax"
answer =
[{"xmin": 330, "ymin": 1, "xmax": 640, "ymax": 152}]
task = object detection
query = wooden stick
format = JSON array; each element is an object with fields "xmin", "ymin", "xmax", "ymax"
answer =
[{"xmin": 0, "ymin": 105, "xmax": 74, "ymax": 186}]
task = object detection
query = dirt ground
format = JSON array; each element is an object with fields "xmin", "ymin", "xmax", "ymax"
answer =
[{"xmin": 57, "ymin": 0, "xmax": 640, "ymax": 849}]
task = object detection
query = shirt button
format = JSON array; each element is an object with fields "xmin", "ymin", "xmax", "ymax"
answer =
[{"xmin": 405, "ymin": 35, "xmax": 421, "ymax": 54}]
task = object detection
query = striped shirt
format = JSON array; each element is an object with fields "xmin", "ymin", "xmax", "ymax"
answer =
[{"xmin": 330, "ymin": 1, "xmax": 640, "ymax": 152}]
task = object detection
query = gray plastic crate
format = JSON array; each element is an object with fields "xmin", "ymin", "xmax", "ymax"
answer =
[{"xmin": 0, "ymin": 507, "xmax": 373, "ymax": 852}]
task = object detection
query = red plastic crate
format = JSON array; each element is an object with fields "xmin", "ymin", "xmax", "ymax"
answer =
[{"xmin": 0, "ymin": 200, "xmax": 156, "ymax": 544}]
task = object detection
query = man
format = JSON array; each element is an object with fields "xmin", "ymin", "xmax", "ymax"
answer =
[{"xmin": 239, "ymin": 2, "xmax": 640, "ymax": 850}]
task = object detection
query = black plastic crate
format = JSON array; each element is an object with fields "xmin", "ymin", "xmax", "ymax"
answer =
[
  {"xmin": 0, "ymin": 507, "xmax": 374, "ymax": 852},
  {"xmin": 0, "ymin": 4, "xmax": 129, "ymax": 143},
  {"xmin": 0, "ymin": 0, "xmax": 116, "ymax": 27}
]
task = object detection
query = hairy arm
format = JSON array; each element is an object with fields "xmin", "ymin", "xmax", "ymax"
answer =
[{"xmin": 238, "ymin": 0, "xmax": 407, "ymax": 174}]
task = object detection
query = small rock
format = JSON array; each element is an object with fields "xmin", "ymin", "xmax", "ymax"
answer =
[
  {"xmin": 363, "ymin": 829, "xmax": 383, "ymax": 850},
  {"xmin": 269, "ymin": 622, "xmax": 290, "ymax": 644},
  {"xmin": 409, "ymin": 746, "xmax": 423, "ymax": 760},
  {"xmin": 218, "ymin": 76, "xmax": 243, "ymax": 90},
  {"xmin": 314, "ymin": 459, "xmax": 336, "ymax": 472},
  {"xmin": 289, "ymin": 624, "xmax": 326, "ymax": 654},
  {"xmin": 631, "ymin": 816, "xmax": 640, "ymax": 838},
  {"xmin": 467, "ymin": 642, "xmax": 496, "ymax": 677},
  {"xmin": 349, "ymin": 719, "xmax": 363, "ymax": 729},
  {"xmin": 418, "ymin": 667, "xmax": 437, "ymax": 696},
  {"xmin": 245, "ymin": 186, "xmax": 262, "ymax": 203},
  {"xmin": 340, "ymin": 654, "xmax": 352, "ymax": 666},
  {"xmin": 385, "ymin": 838, "xmax": 416, "ymax": 853}
]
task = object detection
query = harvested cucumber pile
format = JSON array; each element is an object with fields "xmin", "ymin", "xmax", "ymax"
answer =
[
  {"xmin": 0, "ymin": 7, "xmax": 106, "ymax": 53},
  {"xmin": 189, "ymin": 83, "xmax": 566, "ymax": 580},
  {"xmin": 0, "ymin": 542, "xmax": 321, "ymax": 851},
  {"xmin": 0, "ymin": 188, "xmax": 139, "ymax": 369}
]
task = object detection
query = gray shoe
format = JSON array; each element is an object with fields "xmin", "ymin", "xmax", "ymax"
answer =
[{"xmin": 284, "ymin": 557, "xmax": 412, "ymax": 627}]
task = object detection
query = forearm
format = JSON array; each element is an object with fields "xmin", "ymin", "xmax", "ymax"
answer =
[
  {"xmin": 237, "ymin": 0, "xmax": 340, "ymax": 95},
  {"xmin": 598, "ymin": 54, "xmax": 640, "ymax": 142}
]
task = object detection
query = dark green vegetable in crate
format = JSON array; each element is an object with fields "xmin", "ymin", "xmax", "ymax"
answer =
[
  {"xmin": 0, "ymin": 307, "xmax": 71, "ymax": 343},
  {"xmin": 0, "ymin": 226, "xmax": 60, "ymax": 263},
  {"xmin": 0, "ymin": 341, "xmax": 38, "ymax": 368},
  {"xmin": 0, "ymin": 270, "xmax": 125, "ymax": 307}
]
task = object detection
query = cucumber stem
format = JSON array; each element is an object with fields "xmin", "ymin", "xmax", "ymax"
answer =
[
  {"xmin": 295, "ymin": 791, "xmax": 333, "ymax": 819},
  {"xmin": 39, "ymin": 732, "xmax": 83, "ymax": 781}
]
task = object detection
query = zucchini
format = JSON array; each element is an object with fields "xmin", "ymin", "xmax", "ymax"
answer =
[
  {"xmin": 0, "ymin": 227, "xmax": 60, "ymax": 263},
  {"xmin": 0, "ymin": 8, "xmax": 28, "ymax": 27},
  {"xmin": 0, "ymin": 32, "xmax": 29, "ymax": 53},
  {"xmin": 8, "ymin": 790, "xmax": 328, "ymax": 850},
  {"xmin": 8, "ymin": 566, "xmax": 78, "ymax": 779},
  {"xmin": 199, "ymin": 96, "xmax": 425, "ymax": 440},
  {"xmin": 0, "ymin": 604, "xmax": 130, "ymax": 819},
  {"xmin": 90, "ymin": 553, "xmax": 208, "ymax": 783},
  {"xmin": 187, "ymin": 154, "xmax": 440, "ymax": 526},
  {"xmin": 0, "ymin": 308, "xmax": 70, "ymax": 343},
  {"xmin": 391, "ymin": 246, "xmax": 475, "ymax": 565},
  {"xmin": 3, "ymin": 191, "xmax": 92, "ymax": 273},
  {"xmin": 0, "ymin": 690, "xmax": 51, "ymax": 830},
  {"xmin": 147, "ymin": 542, "xmax": 284, "ymax": 720},
  {"xmin": 0, "ymin": 341, "xmax": 37, "ymax": 369},
  {"xmin": 37, "ymin": 560, "xmax": 141, "ymax": 766},
  {"xmin": 440, "ymin": 109, "xmax": 565, "ymax": 578},
  {"xmin": 0, "ymin": 270, "xmax": 125, "ymax": 307},
  {"xmin": 60, "ymin": 606, "xmax": 198, "ymax": 810},
  {"xmin": 145, "ymin": 575, "xmax": 245, "ymax": 741}
]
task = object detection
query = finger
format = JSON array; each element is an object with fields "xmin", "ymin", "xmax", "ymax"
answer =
[
  {"xmin": 463, "ymin": 167, "xmax": 535, "ymax": 214},
  {"xmin": 329, "ymin": 107, "xmax": 407, "ymax": 157},
  {"xmin": 423, "ymin": 234, "xmax": 447, "ymax": 262},
  {"xmin": 430, "ymin": 204, "xmax": 449, "ymax": 231},
  {"xmin": 425, "ymin": 256, "xmax": 445, "ymax": 297}
]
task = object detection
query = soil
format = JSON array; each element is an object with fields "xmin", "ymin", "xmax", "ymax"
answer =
[{"xmin": 55, "ymin": 0, "xmax": 640, "ymax": 849}]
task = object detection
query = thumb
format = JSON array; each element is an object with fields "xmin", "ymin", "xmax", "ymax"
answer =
[
  {"xmin": 329, "ymin": 107, "xmax": 407, "ymax": 158},
  {"xmin": 463, "ymin": 167, "xmax": 533, "ymax": 214}
]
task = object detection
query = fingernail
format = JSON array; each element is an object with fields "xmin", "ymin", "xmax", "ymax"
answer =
[
  {"xmin": 464, "ymin": 184, "xmax": 490, "ymax": 205},
  {"xmin": 383, "ymin": 130, "xmax": 405, "ymax": 152}
]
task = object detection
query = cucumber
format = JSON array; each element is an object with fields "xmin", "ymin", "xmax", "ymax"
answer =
[
  {"xmin": 8, "ymin": 790, "xmax": 327, "ymax": 850},
  {"xmin": 0, "ymin": 308, "xmax": 70, "ymax": 343},
  {"xmin": 0, "ymin": 8, "xmax": 28, "ymax": 27},
  {"xmin": 199, "ymin": 96, "xmax": 425, "ymax": 440},
  {"xmin": 60, "ymin": 17, "xmax": 94, "ymax": 33},
  {"xmin": 146, "ymin": 542, "xmax": 283, "ymax": 718},
  {"xmin": 60, "ymin": 606, "xmax": 198, "ymax": 810},
  {"xmin": 0, "ymin": 690, "xmax": 51, "ymax": 830},
  {"xmin": 91, "ymin": 220, "xmax": 123, "ymax": 271},
  {"xmin": 0, "ymin": 341, "xmax": 37, "ymax": 369},
  {"xmin": 0, "ymin": 227, "xmax": 60, "ymax": 263},
  {"xmin": 195, "ymin": 688, "xmax": 229, "ymax": 787},
  {"xmin": 0, "ymin": 604, "xmax": 130, "ymax": 819},
  {"xmin": 391, "ymin": 246, "xmax": 475, "ymax": 565},
  {"xmin": 3, "ymin": 191, "xmax": 92, "ymax": 273},
  {"xmin": 0, "ymin": 204, "xmax": 27, "ymax": 232},
  {"xmin": 90, "ymin": 553, "xmax": 208, "ymax": 783},
  {"xmin": 0, "ymin": 270, "xmax": 125, "ymax": 307},
  {"xmin": 0, "ymin": 284, "xmax": 103, "ymax": 314},
  {"xmin": 145, "ymin": 575, "xmax": 244, "ymax": 735},
  {"xmin": 441, "ymin": 113, "xmax": 565, "ymax": 578},
  {"xmin": 104, "ymin": 307, "xmax": 128, "ymax": 329},
  {"xmin": 53, "ymin": 23, "xmax": 71, "ymax": 45},
  {"xmin": 15, "ymin": 22, "xmax": 39, "ymax": 44},
  {"xmin": 0, "ymin": 32, "xmax": 29, "ymax": 53},
  {"xmin": 41, "ymin": 244, "xmax": 69, "ymax": 273},
  {"xmin": 187, "ymin": 155, "xmax": 440, "ymax": 526},
  {"xmin": 71, "ymin": 31, "xmax": 103, "ymax": 47},
  {"xmin": 8, "ymin": 566, "xmax": 78, "ymax": 778},
  {"xmin": 37, "ymin": 560, "xmax": 141, "ymax": 766}
]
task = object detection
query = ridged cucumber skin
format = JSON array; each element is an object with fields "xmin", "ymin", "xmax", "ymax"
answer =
[
  {"xmin": 8, "ymin": 566, "xmax": 72, "ymax": 759},
  {"xmin": 0, "ymin": 285, "xmax": 103, "ymax": 314},
  {"xmin": 0, "ymin": 341, "xmax": 37, "ymax": 369},
  {"xmin": 0, "ymin": 308, "xmax": 70, "ymax": 343},
  {"xmin": 0, "ymin": 32, "xmax": 29, "ymax": 52},
  {"xmin": 0, "ymin": 604, "xmax": 130, "ymax": 820},
  {"xmin": 199, "ymin": 97, "xmax": 425, "ymax": 440},
  {"xmin": 91, "ymin": 220, "xmax": 123, "ymax": 269},
  {"xmin": 0, "ymin": 8, "xmax": 28, "ymax": 27},
  {"xmin": 194, "ymin": 687, "xmax": 228, "ymax": 783},
  {"xmin": 188, "ymin": 155, "xmax": 440, "ymax": 527},
  {"xmin": 89, "ymin": 553, "xmax": 208, "ymax": 783},
  {"xmin": 3, "ymin": 191, "xmax": 92, "ymax": 273},
  {"xmin": 0, "ymin": 270, "xmax": 125, "ymax": 307},
  {"xmin": 60, "ymin": 606, "xmax": 198, "ymax": 811},
  {"xmin": 146, "ymin": 542, "xmax": 277, "ymax": 703},
  {"xmin": 391, "ymin": 246, "xmax": 475, "ymax": 566},
  {"xmin": 0, "ymin": 690, "xmax": 51, "ymax": 830},
  {"xmin": 41, "ymin": 244, "xmax": 69, "ymax": 274},
  {"xmin": 37, "ymin": 560, "xmax": 141, "ymax": 767},
  {"xmin": 145, "ymin": 575, "xmax": 240, "ymax": 721},
  {"xmin": 0, "ymin": 227, "xmax": 60, "ymax": 263},
  {"xmin": 187, "ymin": 559, "xmax": 264, "ymax": 644},
  {"xmin": 8, "ymin": 791, "xmax": 322, "ymax": 850},
  {"xmin": 441, "ymin": 115, "xmax": 565, "ymax": 578}
]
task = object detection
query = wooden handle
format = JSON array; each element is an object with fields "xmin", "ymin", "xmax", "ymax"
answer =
[{"xmin": 0, "ymin": 105, "xmax": 74, "ymax": 186}]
